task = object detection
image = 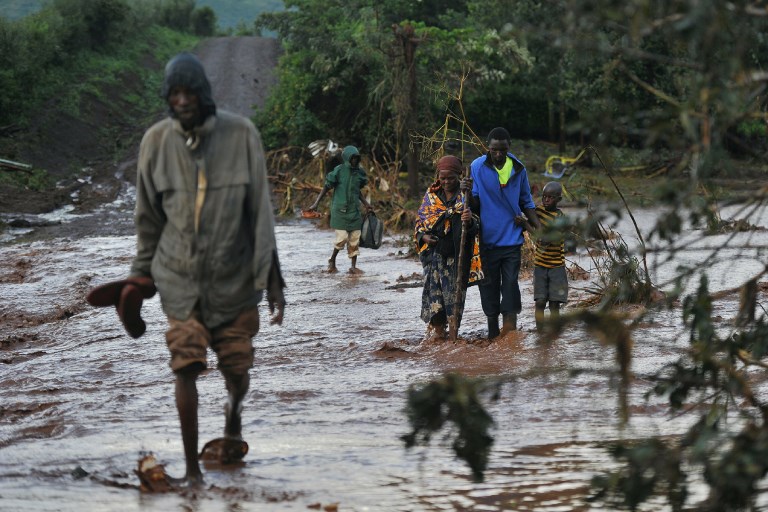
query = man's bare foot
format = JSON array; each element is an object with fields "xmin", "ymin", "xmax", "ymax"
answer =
[
  {"xmin": 136, "ymin": 453, "xmax": 203, "ymax": 492},
  {"xmin": 327, "ymin": 262, "xmax": 338, "ymax": 273},
  {"xmin": 167, "ymin": 472, "xmax": 204, "ymax": 488},
  {"xmin": 348, "ymin": 267, "xmax": 363, "ymax": 275},
  {"xmin": 170, "ymin": 475, "xmax": 205, "ymax": 493}
]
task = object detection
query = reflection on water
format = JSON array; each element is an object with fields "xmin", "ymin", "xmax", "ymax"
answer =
[{"xmin": 0, "ymin": 204, "xmax": 766, "ymax": 511}]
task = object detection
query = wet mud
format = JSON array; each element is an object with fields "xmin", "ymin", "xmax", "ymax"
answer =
[{"xmin": 1, "ymin": 201, "xmax": 767, "ymax": 511}]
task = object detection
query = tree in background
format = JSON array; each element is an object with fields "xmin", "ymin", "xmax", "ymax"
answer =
[
  {"xmin": 190, "ymin": 5, "xmax": 216, "ymax": 36},
  {"xmin": 395, "ymin": 2, "xmax": 768, "ymax": 509},
  {"xmin": 52, "ymin": 0, "xmax": 132, "ymax": 51},
  {"xmin": 254, "ymin": 0, "xmax": 532, "ymax": 196},
  {"xmin": 0, "ymin": 0, "xmax": 211, "ymax": 129},
  {"xmin": 155, "ymin": 0, "xmax": 196, "ymax": 32}
]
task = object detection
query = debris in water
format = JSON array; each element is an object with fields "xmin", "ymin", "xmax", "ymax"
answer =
[
  {"xmin": 71, "ymin": 466, "xmax": 89, "ymax": 480},
  {"xmin": 301, "ymin": 209, "xmax": 324, "ymax": 219},
  {"xmin": 307, "ymin": 503, "xmax": 340, "ymax": 511},
  {"xmin": 199, "ymin": 437, "xmax": 249, "ymax": 467},
  {"xmin": 385, "ymin": 282, "xmax": 422, "ymax": 290},
  {"xmin": 134, "ymin": 453, "xmax": 175, "ymax": 493},
  {"xmin": 374, "ymin": 341, "xmax": 414, "ymax": 357}
]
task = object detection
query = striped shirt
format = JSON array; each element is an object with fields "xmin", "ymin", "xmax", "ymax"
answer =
[{"xmin": 533, "ymin": 205, "xmax": 565, "ymax": 268}]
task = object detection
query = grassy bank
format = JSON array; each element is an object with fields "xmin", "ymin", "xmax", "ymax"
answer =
[{"xmin": 0, "ymin": 25, "xmax": 199, "ymax": 191}]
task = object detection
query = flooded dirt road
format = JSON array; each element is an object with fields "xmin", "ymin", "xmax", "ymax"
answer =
[{"xmin": 1, "ymin": 199, "xmax": 767, "ymax": 511}]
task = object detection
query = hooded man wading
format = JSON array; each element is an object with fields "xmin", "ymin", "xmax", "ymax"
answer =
[
  {"xmin": 306, "ymin": 145, "xmax": 373, "ymax": 274},
  {"xmin": 122, "ymin": 52, "xmax": 285, "ymax": 485}
]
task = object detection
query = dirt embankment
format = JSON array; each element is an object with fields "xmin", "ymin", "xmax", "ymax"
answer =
[{"xmin": 0, "ymin": 36, "xmax": 280, "ymax": 220}]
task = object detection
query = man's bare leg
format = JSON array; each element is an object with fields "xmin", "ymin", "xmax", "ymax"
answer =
[
  {"xmin": 327, "ymin": 249, "xmax": 340, "ymax": 273},
  {"xmin": 349, "ymin": 255, "xmax": 363, "ymax": 274},
  {"xmin": 224, "ymin": 372, "xmax": 249, "ymax": 439},
  {"xmin": 175, "ymin": 367, "xmax": 204, "ymax": 485}
]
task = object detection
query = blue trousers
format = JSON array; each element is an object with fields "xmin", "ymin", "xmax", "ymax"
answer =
[{"xmin": 478, "ymin": 245, "xmax": 522, "ymax": 318}]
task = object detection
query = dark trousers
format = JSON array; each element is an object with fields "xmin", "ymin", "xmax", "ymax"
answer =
[{"xmin": 478, "ymin": 245, "xmax": 522, "ymax": 317}]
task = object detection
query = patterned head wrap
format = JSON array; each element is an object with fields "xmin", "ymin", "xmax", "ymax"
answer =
[{"xmin": 436, "ymin": 155, "xmax": 463, "ymax": 175}]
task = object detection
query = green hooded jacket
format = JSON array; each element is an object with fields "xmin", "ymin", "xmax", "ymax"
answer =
[{"xmin": 325, "ymin": 145, "xmax": 368, "ymax": 231}]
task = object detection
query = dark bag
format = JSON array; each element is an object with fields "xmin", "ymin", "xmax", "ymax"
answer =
[{"xmin": 360, "ymin": 211, "xmax": 383, "ymax": 249}]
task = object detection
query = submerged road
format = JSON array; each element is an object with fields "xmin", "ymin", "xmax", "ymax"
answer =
[{"xmin": 3, "ymin": 201, "xmax": 766, "ymax": 510}]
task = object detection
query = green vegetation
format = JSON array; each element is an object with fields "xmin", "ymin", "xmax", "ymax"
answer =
[
  {"xmin": 0, "ymin": 167, "xmax": 53, "ymax": 191},
  {"xmin": 0, "ymin": 0, "xmax": 210, "ymax": 130},
  {"xmin": 0, "ymin": 0, "xmax": 208, "ymax": 192},
  {"xmin": 2, "ymin": 0, "xmax": 768, "ymax": 508},
  {"xmin": 247, "ymin": 1, "xmax": 768, "ymax": 509},
  {"xmin": 255, "ymin": 0, "xmax": 768, "ymax": 179}
]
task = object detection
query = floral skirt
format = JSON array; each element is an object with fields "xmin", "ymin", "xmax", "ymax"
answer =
[{"xmin": 420, "ymin": 250, "xmax": 465, "ymax": 325}]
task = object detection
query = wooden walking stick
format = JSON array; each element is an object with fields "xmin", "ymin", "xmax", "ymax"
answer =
[{"xmin": 448, "ymin": 176, "xmax": 470, "ymax": 342}]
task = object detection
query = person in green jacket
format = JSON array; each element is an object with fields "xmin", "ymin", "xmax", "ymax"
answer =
[{"xmin": 307, "ymin": 145, "xmax": 373, "ymax": 274}]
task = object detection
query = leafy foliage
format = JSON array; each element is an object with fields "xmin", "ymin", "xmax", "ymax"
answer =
[
  {"xmin": 359, "ymin": 2, "xmax": 768, "ymax": 508},
  {"xmin": 253, "ymin": 0, "xmax": 532, "ymax": 152},
  {"xmin": 402, "ymin": 373, "xmax": 497, "ymax": 482},
  {"xmin": 0, "ymin": 0, "xmax": 205, "ymax": 128},
  {"xmin": 590, "ymin": 275, "xmax": 768, "ymax": 510},
  {"xmin": 0, "ymin": 168, "xmax": 54, "ymax": 191},
  {"xmin": 52, "ymin": 0, "xmax": 132, "ymax": 51},
  {"xmin": 590, "ymin": 438, "xmax": 687, "ymax": 511},
  {"xmin": 190, "ymin": 5, "xmax": 216, "ymax": 36},
  {"xmin": 154, "ymin": 0, "xmax": 196, "ymax": 32}
]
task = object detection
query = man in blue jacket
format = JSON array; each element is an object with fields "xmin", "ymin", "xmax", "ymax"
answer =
[{"xmin": 465, "ymin": 127, "xmax": 541, "ymax": 338}]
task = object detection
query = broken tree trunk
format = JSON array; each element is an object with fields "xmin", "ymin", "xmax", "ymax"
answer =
[{"xmin": 0, "ymin": 158, "xmax": 33, "ymax": 172}]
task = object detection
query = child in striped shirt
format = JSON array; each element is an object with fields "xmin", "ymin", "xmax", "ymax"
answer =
[{"xmin": 516, "ymin": 181, "xmax": 568, "ymax": 332}]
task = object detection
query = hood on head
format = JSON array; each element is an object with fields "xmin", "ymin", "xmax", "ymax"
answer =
[
  {"xmin": 341, "ymin": 145, "xmax": 360, "ymax": 165},
  {"xmin": 161, "ymin": 52, "xmax": 216, "ymax": 121}
]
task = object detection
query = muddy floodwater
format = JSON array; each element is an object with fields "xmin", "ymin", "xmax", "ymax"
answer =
[{"xmin": 1, "ymin": 198, "xmax": 767, "ymax": 511}]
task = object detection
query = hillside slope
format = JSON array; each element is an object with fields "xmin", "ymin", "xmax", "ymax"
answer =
[{"xmin": 0, "ymin": 36, "xmax": 280, "ymax": 215}]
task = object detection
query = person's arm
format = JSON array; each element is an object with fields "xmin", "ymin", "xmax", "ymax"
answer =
[
  {"xmin": 461, "ymin": 205, "xmax": 481, "ymax": 238},
  {"xmin": 308, "ymin": 166, "xmax": 339, "ymax": 210},
  {"xmin": 359, "ymin": 191, "xmax": 373, "ymax": 213},
  {"xmin": 461, "ymin": 172, "xmax": 479, "ymax": 212},
  {"xmin": 522, "ymin": 207, "xmax": 541, "ymax": 230},
  {"xmin": 414, "ymin": 190, "xmax": 439, "ymax": 250},
  {"xmin": 307, "ymin": 185, "xmax": 330, "ymax": 211},
  {"xmin": 518, "ymin": 169, "xmax": 540, "ymax": 229},
  {"xmin": 357, "ymin": 167, "xmax": 373, "ymax": 212},
  {"xmin": 515, "ymin": 212, "xmax": 535, "ymax": 233},
  {"xmin": 266, "ymin": 249, "xmax": 286, "ymax": 325},
  {"xmin": 562, "ymin": 211, "xmax": 577, "ymax": 254},
  {"xmin": 245, "ymin": 123, "xmax": 285, "ymax": 325}
]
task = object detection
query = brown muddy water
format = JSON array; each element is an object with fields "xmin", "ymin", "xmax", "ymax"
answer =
[{"xmin": 1, "ymin": 199, "xmax": 767, "ymax": 511}]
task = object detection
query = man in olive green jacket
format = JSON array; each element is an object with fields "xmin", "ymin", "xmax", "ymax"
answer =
[
  {"xmin": 130, "ymin": 52, "xmax": 285, "ymax": 485},
  {"xmin": 307, "ymin": 145, "xmax": 372, "ymax": 274}
]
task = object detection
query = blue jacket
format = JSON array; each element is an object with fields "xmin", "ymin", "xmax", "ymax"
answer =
[{"xmin": 470, "ymin": 152, "xmax": 535, "ymax": 248}]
